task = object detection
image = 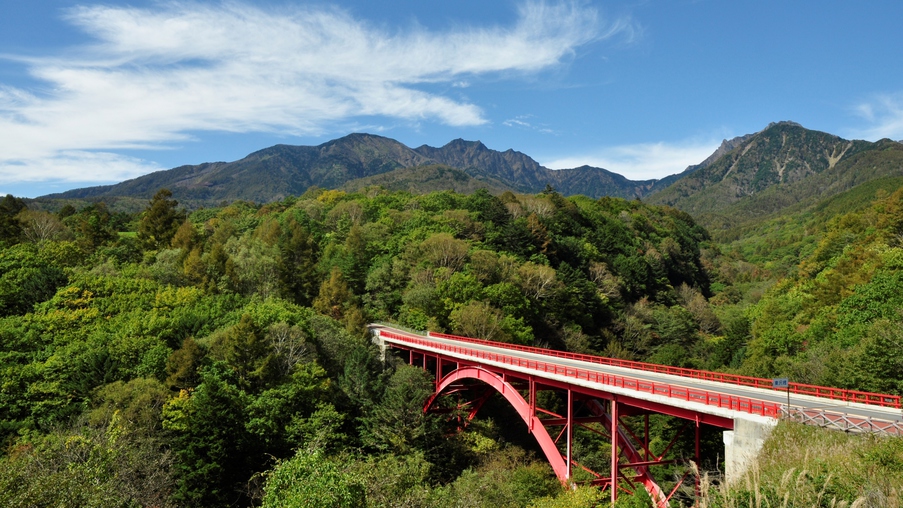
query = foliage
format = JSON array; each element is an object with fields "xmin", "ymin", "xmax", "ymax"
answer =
[
  {"xmin": 703, "ymin": 422, "xmax": 903, "ymax": 508},
  {"xmin": 0, "ymin": 419, "xmax": 175, "ymax": 508},
  {"xmin": 738, "ymin": 186, "xmax": 903, "ymax": 393},
  {"xmin": 260, "ymin": 448, "xmax": 365, "ymax": 508},
  {"xmin": 137, "ymin": 189, "xmax": 186, "ymax": 251},
  {"xmin": 2, "ymin": 180, "xmax": 902, "ymax": 507}
]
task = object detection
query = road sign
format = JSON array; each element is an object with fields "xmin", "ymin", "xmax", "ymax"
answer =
[{"xmin": 773, "ymin": 378, "xmax": 789, "ymax": 388}]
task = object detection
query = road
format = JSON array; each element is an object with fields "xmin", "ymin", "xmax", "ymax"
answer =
[{"xmin": 376, "ymin": 325, "xmax": 903, "ymax": 426}]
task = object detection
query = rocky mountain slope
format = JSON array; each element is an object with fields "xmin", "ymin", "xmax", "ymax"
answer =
[{"xmin": 646, "ymin": 122, "xmax": 903, "ymax": 231}]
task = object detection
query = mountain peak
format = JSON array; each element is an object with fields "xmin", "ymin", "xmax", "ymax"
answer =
[
  {"xmin": 764, "ymin": 120, "xmax": 804, "ymax": 131},
  {"xmin": 440, "ymin": 138, "xmax": 487, "ymax": 151},
  {"xmin": 646, "ymin": 121, "xmax": 885, "ymax": 227}
]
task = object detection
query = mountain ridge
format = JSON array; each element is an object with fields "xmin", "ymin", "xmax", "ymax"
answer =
[
  {"xmin": 41, "ymin": 133, "xmax": 659, "ymax": 205},
  {"xmin": 647, "ymin": 122, "xmax": 903, "ymax": 233},
  {"xmin": 37, "ymin": 123, "xmax": 903, "ymax": 230}
]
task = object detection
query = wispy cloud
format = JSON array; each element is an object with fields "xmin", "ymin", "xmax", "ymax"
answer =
[
  {"xmin": 503, "ymin": 114, "xmax": 555, "ymax": 134},
  {"xmin": 542, "ymin": 138, "xmax": 721, "ymax": 180},
  {"xmin": 849, "ymin": 93, "xmax": 903, "ymax": 141},
  {"xmin": 0, "ymin": 1, "xmax": 625, "ymax": 188}
]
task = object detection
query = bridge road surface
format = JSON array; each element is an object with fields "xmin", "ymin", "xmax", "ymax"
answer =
[{"xmin": 378, "ymin": 326, "xmax": 903, "ymax": 426}]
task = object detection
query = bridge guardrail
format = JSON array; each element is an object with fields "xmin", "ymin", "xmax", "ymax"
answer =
[
  {"xmin": 427, "ymin": 332, "xmax": 902, "ymax": 410},
  {"xmin": 381, "ymin": 330, "xmax": 781, "ymax": 418}
]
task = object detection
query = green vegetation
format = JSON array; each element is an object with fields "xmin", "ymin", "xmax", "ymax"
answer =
[
  {"xmin": 736, "ymin": 186, "xmax": 903, "ymax": 391},
  {"xmin": 701, "ymin": 421, "xmax": 903, "ymax": 507},
  {"xmin": 0, "ymin": 187, "xmax": 723, "ymax": 507},
  {"xmin": 2, "ymin": 170, "xmax": 903, "ymax": 507}
]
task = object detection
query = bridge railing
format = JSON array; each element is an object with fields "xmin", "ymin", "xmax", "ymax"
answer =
[
  {"xmin": 427, "ymin": 332, "xmax": 902, "ymax": 410},
  {"xmin": 381, "ymin": 330, "xmax": 781, "ymax": 418}
]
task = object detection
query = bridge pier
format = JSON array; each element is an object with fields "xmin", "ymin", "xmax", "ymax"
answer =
[{"xmin": 722, "ymin": 418, "xmax": 776, "ymax": 483}]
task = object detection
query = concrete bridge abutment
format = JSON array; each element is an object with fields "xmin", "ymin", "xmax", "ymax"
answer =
[{"xmin": 723, "ymin": 417, "xmax": 777, "ymax": 483}]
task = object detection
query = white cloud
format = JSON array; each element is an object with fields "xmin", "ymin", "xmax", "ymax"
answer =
[
  {"xmin": 849, "ymin": 93, "xmax": 903, "ymax": 141},
  {"xmin": 0, "ymin": 1, "xmax": 622, "ymax": 188},
  {"xmin": 0, "ymin": 151, "xmax": 162, "ymax": 184},
  {"xmin": 542, "ymin": 138, "xmax": 721, "ymax": 180}
]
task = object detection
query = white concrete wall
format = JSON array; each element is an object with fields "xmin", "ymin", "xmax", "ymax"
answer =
[{"xmin": 723, "ymin": 418, "xmax": 777, "ymax": 483}]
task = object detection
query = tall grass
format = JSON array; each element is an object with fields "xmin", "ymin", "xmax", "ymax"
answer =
[{"xmin": 698, "ymin": 422, "xmax": 903, "ymax": 508}]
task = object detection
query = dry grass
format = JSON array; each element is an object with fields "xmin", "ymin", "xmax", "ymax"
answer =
[{"xmin": 698, "ymin": 422, "xmax": 903, "ymax": 508}]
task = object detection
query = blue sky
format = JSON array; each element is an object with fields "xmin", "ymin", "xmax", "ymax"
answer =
[{"xmin": 2, "ymin": 0, "xmax": 902, "ymax": 198}]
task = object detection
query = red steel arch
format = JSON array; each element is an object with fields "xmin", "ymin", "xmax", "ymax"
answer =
[
  {"xmin": 425, "ymin": 365, "xmax": 669, "ymax": 506},
  {"xmin": 426, "ymin": 366, "xmax": 569, "ymax": 480}
]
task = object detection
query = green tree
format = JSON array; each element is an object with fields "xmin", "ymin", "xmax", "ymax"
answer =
[
  {"xmin": 314, "ymin": 267, "xmax": 355, "ymax": 320},
  {"xmin": 209, "ymin": 314, "xmax": 278, "ymax": 391},
  {"xmin": 0, "ymin": 194, "xmax": 26, "ymax": 246},
  {"xmin": 138, "ymin": 189, "xmax": 187, "ymax": 250},
  {"xmin": 260, "ymin": 449, "xmax": 365, "ymax": 508},
  {"xmin": 360, "ymin": 365, "xmax": 439, "ymax": 455},
  {"xmin": 0, "ymin": 243, "xmax": 67, "ymax": 316},
  {"xmin": 165, "ymin": 337, "xmax": 207, "ymax": 390},
  {"xmin": 165, "ymin": 367, "xmax": 251, "ymax": 508},
  {"xmin": 68, "ymin": 202, "xmax": 116, "ymax": 249},
  {"xmin": 0, "ymin": 423, "xmax": 175, "ymax": 508},
  {"xmin": 277, "ymin": 216, "xmax": 319, "ymax": 306}
]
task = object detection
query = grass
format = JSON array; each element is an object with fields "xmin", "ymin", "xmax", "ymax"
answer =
[{"xmin": 698, "ymin": 422, "xmax": 903, "ymax": 508}]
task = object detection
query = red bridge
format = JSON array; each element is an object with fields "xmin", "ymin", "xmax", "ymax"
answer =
[{"xmin": 371, "ymin": 324, "xmax": 903, "ymax": 506}]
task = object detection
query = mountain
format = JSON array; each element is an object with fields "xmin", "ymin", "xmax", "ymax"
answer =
[
  {"xmin": 340, "ymin": 164, "xmax": 512, "ymax": 195},
  {"xmin": 413, "ymin": 138, "xmax": 658, "ymax": 197},
  {"xmin": 39, "ymin": 122, "xmax": 903, "ymax": 223},
  {"xmin": 42, "ymin": 134, "xmax": 657, "ymax": 205},
  {"xmin": 645, "ymin": 122, "xmax": 903, "ymax": 231},
  {"xmin": 650, "ymin": 133, "xmax": 756, "ymax": 192},
  {"xmin": 48, "ymin": 134, "xmax": 433, "ymax": 205}
]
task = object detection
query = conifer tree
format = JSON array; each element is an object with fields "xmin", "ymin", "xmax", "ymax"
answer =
[{"xmin": 138, "ymin": 189, "xmax": 186, "ymax": 250}]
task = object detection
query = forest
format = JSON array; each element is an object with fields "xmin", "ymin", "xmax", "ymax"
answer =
[{"xmin": 1, "ymin": 183, "xmax": 902, "ymax": 507}]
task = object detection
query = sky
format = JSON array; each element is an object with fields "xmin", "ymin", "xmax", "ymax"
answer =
[{"xmin": 1, "ymin": 1, "xmax": 902, "ymax": 198}]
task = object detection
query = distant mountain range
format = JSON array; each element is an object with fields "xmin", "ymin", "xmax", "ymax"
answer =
[
  {"xmin": 43, "ymin": 134, "xmax": 661, "ymax": 204},
  {"xmin": 39, "ymin": 122, "xmax": 903, "ymax": 233}
]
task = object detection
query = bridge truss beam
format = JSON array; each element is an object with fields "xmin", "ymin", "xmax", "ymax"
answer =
[{"xmin": 404, "ymin": 349, "xmax": 723, "ymax": 507}]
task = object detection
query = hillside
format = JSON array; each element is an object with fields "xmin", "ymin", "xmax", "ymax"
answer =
[
  {"xmin": 41, "ymin": 134, "xmax": 659, "ymax": 206},
  {"xmin": 47, "ymin": 134, "xmax": 433, "ymax": 205},
  {"xmin": 339, "ymin": 164, "xmax": 511, "ymax": 195},
  {"xmin": 4, "ymin": 166, "xmax": 903, "ymax": 506},
  {"xmin": 1, "ymin": 187, "xmax": 722, "ymax": 506},
  {"xmin": 647, "ymin": 122, "xmax": 903, "ymax": 233}
]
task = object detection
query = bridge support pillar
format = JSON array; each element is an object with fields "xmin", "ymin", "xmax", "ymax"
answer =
[
  {"xmin": 610, "ymin": 400, "xmax": 618, "ymax": 505},
  {"xmin": 371, "ymin": 332, "xmax": 389, "ymax": 363},
  {"xmin": 723, "ymin": 418, "xmax": 776, "ymax": 483}
]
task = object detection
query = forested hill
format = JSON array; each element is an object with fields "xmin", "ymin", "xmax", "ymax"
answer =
[
  {"xmin": 41, "ymin": 134, "xmax": 658, "ymax": 206},
  {"xmin": 647, "ymin": 122, "xmax": 903, "ymax": 233},
  {"xmin": 0, "ymin": 187, "xmax": 721, "ymax": 506},
  {"xmin": 3, "ymin": 181, "xmax": 903, "ymax": 505},
  {"xmin": 38, "ymin": 122, "xmax": 903, "ymax": 227}
]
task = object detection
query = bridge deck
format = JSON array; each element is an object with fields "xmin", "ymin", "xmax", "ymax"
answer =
[{"xmin": 373, "ymin": 325, "xmax": 903, "ymax": 433}]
